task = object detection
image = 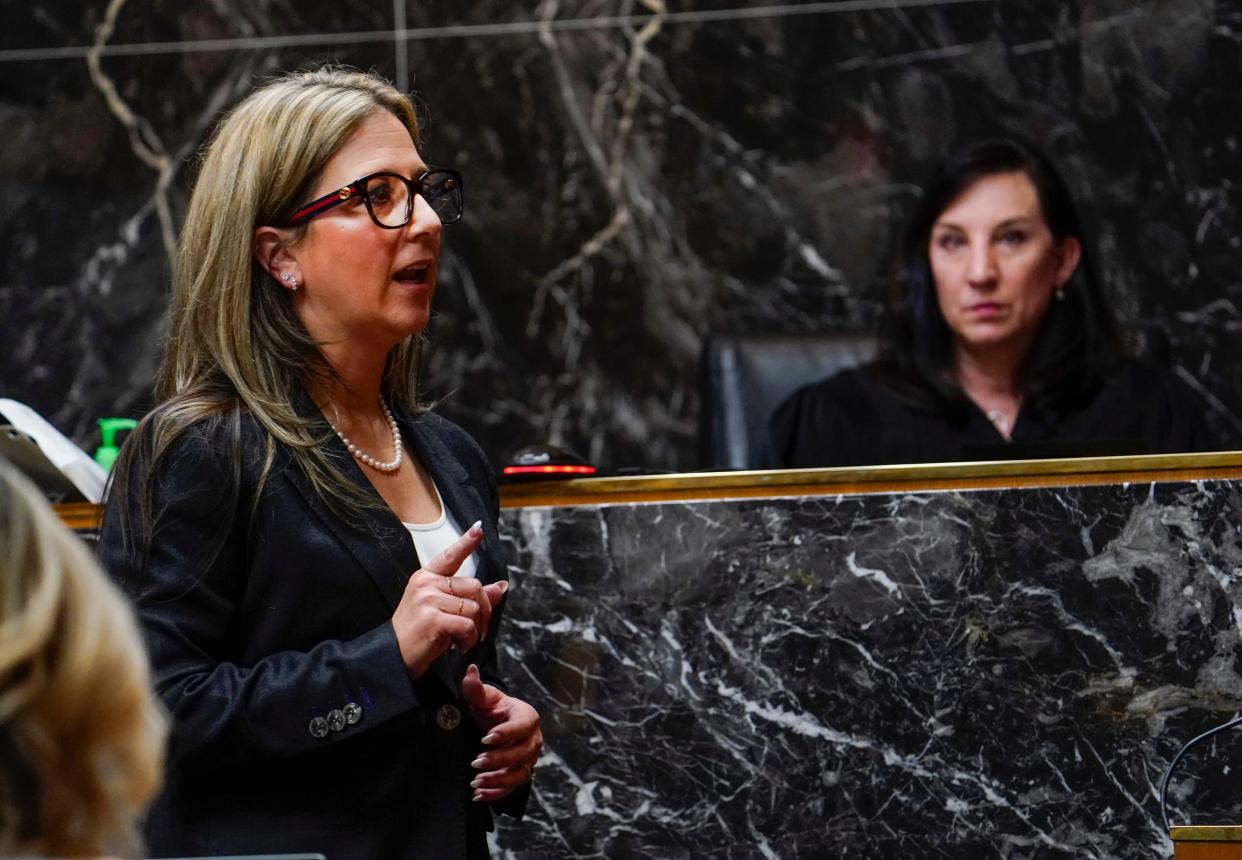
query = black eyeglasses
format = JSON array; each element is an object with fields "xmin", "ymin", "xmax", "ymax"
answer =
[{"xmin": 284, "ymin": 168, "xmax": 463, "ymax": 228}]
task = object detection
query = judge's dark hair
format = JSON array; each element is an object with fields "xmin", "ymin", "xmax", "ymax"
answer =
[{"xmin": 876, "ymin": 138, "xmax": 1123, "ymax": 420}]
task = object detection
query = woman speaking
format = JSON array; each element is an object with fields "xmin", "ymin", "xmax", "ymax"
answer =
[{"xmin": 100, "ymin": 68, "xmax": 540, "ymax": 859}]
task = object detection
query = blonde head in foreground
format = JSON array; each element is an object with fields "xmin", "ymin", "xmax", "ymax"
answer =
[{"xmin": 0, "ymin": 458, "xmax": 166, "ymax": 857}]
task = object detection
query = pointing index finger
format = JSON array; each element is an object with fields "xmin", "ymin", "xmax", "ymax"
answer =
[{"xmin": 423, "ymin": 521, "xmax": 484, "ymax": 577}]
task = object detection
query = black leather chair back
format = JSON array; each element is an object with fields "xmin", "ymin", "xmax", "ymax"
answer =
[{"xmin": 700, "ymin": 332, "xmax": 878, "ymax": 470}]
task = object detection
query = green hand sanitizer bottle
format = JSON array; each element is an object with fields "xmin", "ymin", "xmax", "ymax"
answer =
[{"xmin": 95, "ymin": 417, "xmax": 138, "ymax": 471}]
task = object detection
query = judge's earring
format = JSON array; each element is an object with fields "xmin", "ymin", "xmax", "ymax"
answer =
[
  {"xmin": 281, "ymin": 272, "xmax": 299, "ymax": 291},
  {"xmin": 1055, "ymin": 284, "xmax": 1065, "ymax": 301}
]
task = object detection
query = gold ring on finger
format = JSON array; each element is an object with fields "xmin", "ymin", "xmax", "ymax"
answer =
[
  {"xmin": 521, "ymin": 762, "xmax": 535, "ymax": 782},
  {"xmin": 446, "ymin": 577, "xmax": 455, "ymax": 594},
  {"xmin": 457, "ymin": 598, "xmax": 465, "ymax": 615}
]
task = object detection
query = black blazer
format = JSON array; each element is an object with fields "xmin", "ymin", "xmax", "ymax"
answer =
[{"xmin": 99, "ymin": 396, "xmax": 527, "ymax": 860}]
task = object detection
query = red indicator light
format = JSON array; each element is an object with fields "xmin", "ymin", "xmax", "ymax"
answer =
[{"xmin": 502, "ymin": 465, "xmax": 597, "ymax": 476}]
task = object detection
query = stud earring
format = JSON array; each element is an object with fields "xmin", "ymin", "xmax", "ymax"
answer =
[
  {"xmin": 281, "ymin": 272, "xmax": 299, "ymax": 291},
  {"xmin": 1056, "ymin": 286, "xmax": 1065, "ymax": 301}
]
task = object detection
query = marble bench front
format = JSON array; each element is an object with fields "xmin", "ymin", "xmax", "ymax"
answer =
[{"xmin": 58, "ymin": 453, "xmax": 1242, "ymax": 858}]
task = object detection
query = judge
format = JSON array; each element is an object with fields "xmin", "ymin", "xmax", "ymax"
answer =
[{"xmin": 772, "ymin": 139, "xmax": 1221, "ymax": 469}]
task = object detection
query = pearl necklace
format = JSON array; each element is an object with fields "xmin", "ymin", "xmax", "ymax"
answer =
[{"xmin": 329, "ymin": 398, "xmax": 403, "ymax": 473}]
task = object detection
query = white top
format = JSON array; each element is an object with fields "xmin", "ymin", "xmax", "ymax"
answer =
[{"xmin": 402, "ymin": 480, "xmax": 477, "ymax": 580}]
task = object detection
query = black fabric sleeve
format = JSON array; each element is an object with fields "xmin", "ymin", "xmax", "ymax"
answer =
[
  {"xmin": 475, "ymin": 430, "xmax": 508, "ymax": 692},
  {"xmin": 434, "ymin": 417, "xmax": 532, "ymax": 820},
  {"xmin": 769, "ymin": 372, "xmax": 879, "ymax": 469},
  {"xmin": 98, "ymin": 423, "xmax": 420, "ymax": 770},
  {"xmin": 768, "ymin": 385, "xmax": 806, "ymax": 469}
]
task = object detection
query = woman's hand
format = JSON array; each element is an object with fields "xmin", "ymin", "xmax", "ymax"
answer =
[
  {"xmin": 391, "ymin": 522, "xmax": 508, "ymax": 679},
  {"xmin": 462, "ymin": 664, "xmax": 543, "ymax": 803}
]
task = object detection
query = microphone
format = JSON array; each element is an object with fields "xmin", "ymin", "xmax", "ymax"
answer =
[{"xmin": 1160, "ymin": 713, "xmax": 1242, "ymax": 830}]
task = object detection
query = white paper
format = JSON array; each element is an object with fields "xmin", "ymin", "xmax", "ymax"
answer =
[{"xmin": 0, "ymin": 398, "xmax": 107, "ymax": 504}]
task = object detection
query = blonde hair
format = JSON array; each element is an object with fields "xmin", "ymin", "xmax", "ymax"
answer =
[
  {"xmin": 0, "ymin": 458, "xmax": 166, "ymax": 856},
  {"xmin": 125, "ymin": 67, "xmax": 425, "ymax": 524}
]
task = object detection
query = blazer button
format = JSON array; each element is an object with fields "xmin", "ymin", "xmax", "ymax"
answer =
[
  {"xmin": 343, "ymin": 702, "xmax": 363, "ymax": 726},
  {"xmin": 326, "ymin": 709, "xmax": 346, "ymax": 732},
  {"xmin": 309, "ymin": 716, "xmax": 329, "ymax": 739},
  {"xmin": 435, "ymin": 704, "xmax": 462, "ymax": 731}
]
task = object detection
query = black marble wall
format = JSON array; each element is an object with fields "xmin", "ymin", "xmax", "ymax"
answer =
[
  {"xmin": 3, "ymin": 0, "xmax": 1242, "ymax": 470},
  {"xmin": 494, "ymin": 479, "xmax": 1242, "ymax": 857}
]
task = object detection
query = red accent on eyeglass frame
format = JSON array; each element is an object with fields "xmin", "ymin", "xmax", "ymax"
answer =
[
  {"xmin": 283, "ymin": 169, "xmax": 462, "ymax": 228},
  {"xmin": 285, "ymin": 182, "xmax": 362, "ymax": 225}
]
